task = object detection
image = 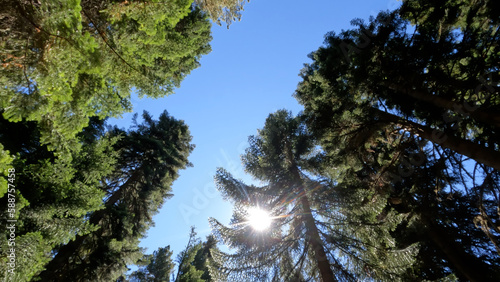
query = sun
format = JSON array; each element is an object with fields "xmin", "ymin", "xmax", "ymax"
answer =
[{"xmin": 247, "ymin": 207, "xmax": 272, "ymax": 231}]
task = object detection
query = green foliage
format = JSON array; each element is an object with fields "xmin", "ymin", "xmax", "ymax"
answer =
[
  {"xmin": 1, "ymin": 232, "xmax": 48, "ymax": 282},
  {"xmin": 194, "ymin": 0, "xmax": 249, "ymax": 28},
  {"xmin": 130, "ymin": 246, "xmax": 175, "ymax": 281},
  {"xmin": 178, "ymin": 255, "xmax": 205, "ymax": 282},
  {"xmin": 0, "ymin": 110, "xmax": 193, "ymax": 281},
  {"xmin": 0, "ymin": 0, "xmax": 249, "ymax": 280},
  {"xmin": 175, "ymin": 227, "xmax": 205, "ymax": 282},
  {"xmin": 209, "ymin": 1, "xmax": 499, "ymax": 280},
  {"xmin": 127, "ymin": 230, "xmax": 217, "ymax": 282},
  {"xmin": 209, "ymin": 110, "xmax": 417, "ymax": 281},
  {"xmin": 35, "ymin": 111, "xmax": 194, "ymax": 281},
  {"xmin": 297, "ymin": 0, "xmax": 500, "ymax": 165},
  {"xmin": 295, "ymin": 0, "xmax": 500, "ymax": 280},
  {"xmin": 0, "ymin": 144, "xmax": 14, "ymax": 198},
  {"xmin": 0, "ymin": 0, "xmax": 212, "ymax": 159},
  {"xmin": 192, "ymin": 235, "xmax": 218, "ymax": 281},
  {"xmin": 0, "ymin": 116, "xmax": 117, "ymax": 281}
]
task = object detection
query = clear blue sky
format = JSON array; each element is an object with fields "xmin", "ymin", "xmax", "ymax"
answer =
[{"xmin": 109, "ymin": 0, "xmax": 400, "ymax": 265}]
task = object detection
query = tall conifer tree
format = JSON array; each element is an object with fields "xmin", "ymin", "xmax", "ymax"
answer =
[
  {"xmin": 209, "ymin": 110, "xmax": 416, "ymax": 281},
  {"xmin": 36, "ymin": 111, "xmax": 194, "ymax": 281},
  {"xmin": 0, "ymin": 115, "xmax": 117, "ymax": 281},
  {"xmin": 294, "ymin": 0, "xmax": 500, "ymax": 280},
  {"xmin": 129, "ymin": 246, "xmax": 175, "ymax": 282},
  {"xmin": 0, "ymin": 0, "xmax": 212, "ymax": 158}
]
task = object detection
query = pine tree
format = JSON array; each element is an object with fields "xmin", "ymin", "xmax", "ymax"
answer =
[
  {"xmin": 296, "ymin": 1, "xmax": 500, "ymax": 170},
  {"xmin": 130, "ymin": 246, "xmax": 175, "ymax": 282},
  {"xmin": 35, "ymin": 111, "xmax": 194, "ymax": 281},
  {"xmin": 0, "ymin": 0, "xmax": 212, "ymax": 159},
  {"xmin": 126, "ymin": 229, "xmax": 218, "ymax": 281},
  {"xmin": 193, "ymin": 0, "xmax": 249, "ymax": 28},
  {"xmin": 174, "ymin": 227, "xmax": 205, "ymax": 282},
  {"xmin": 208, "ymin": 110, "xmax": 416, "ymax": 281},
  {"xmin": 0, "ymin": 115, "xmax": 117, "ymax": 281},
  {"xmin": 294, "ymin": 1, "xmax": 500, "ymax": 280},
  {"xmin": 192, "ymin": 234, "xmax": 218, "ymax": 281},
  {"xmin": 210, "ymin": 110, "xmax": 328, "ymax": 281}
]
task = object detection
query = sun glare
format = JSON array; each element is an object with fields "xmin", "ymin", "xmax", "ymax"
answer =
[{"xmin": 247, "ymin": 207, "xmax": 272, "ymax": 231}]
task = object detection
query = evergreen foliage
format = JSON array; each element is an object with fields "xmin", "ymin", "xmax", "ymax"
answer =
[
  {"xmin": 194, "ymin": 0, "xmax": 249, "ymax": 28},
  {"xmin": 130, "ymin": 246, "xmax": 175, "ymax": 282},
  {"xmin": 294, "ymin": 0, "xmax": 500, "ymax": 280},
  {"xmin": 0, "ymin": 0, "xmax": 212, "ymax": 158},
  {"xmin": 0, "ymin": 144, "xmax": 14, "ymax": 198},
  {"xmin": 209, "ymin": 1, "xmax": 500, "ymax": 281},
  {"xmin": 0, "ymin": 115, "xmax": 116, "ymax": 281},
  {"xmin": 0, "ymin": 0, "xmax": 249, "ymax": 280},
  {"xmin": 173, "ymin": 227, "xmax": 211, "ymax": 282},
  {"xmin": 0, "ymin": 111, "xmax": 193, "ymax": 281},
  {"xmin": 125, "ymin": 228, "xmax": 218, "ymax": 282},
  {"xmin": 192, "ymin": 234, "xmax": 218, "ymax": 281},
  {"xmin": 2, "ymin": 0, "xmax": 499, "ymax": 280},
  {"xmin": 209, "ymin": 110, "xmax": 417, "ymax": 281},
  {"xmin": 34, "ymin": 111, "xmax": 193, "ymax": 281}
]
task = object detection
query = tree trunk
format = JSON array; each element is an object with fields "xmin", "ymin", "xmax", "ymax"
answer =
[
  {"xmin": 387, "ymin": 83, "xmax": 500, "ymax": 128},
  {"xmin": 374, "ymin": 109, "xmax": 500, "ymax": 171},
  {"xmin": 422, "ymin": 216, "xmax": 498, "ymax": 282},
  {"xmin": 37, "ymin": 235, "xmax": 86, "ymax": 281},
  {"xmin": 300, "ymin": 194, "xmax": 338, "ymax": 282},
  {"xmin": 284, "ymin": 138, "xmax": 336, "ymax": 282},
  {"xmin": 37, "ymin": 169, "xmax": 144, "ymax": 281}
]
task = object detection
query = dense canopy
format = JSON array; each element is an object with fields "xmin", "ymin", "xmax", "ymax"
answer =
[
  {"xmin": 211, "ymin": 0, "xmax": 500, "ymax": 281},
  {"xmin": 0, "ymin": 0, "xmax": 212, "ymax": 157},
  {"xmin": 1, "ymin": 0, "xmax": 499, "ymax": 281}
]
